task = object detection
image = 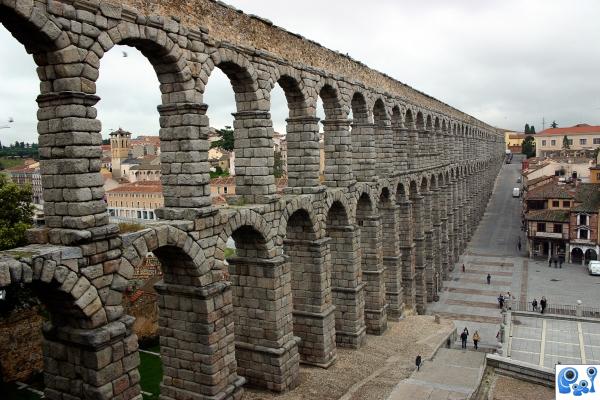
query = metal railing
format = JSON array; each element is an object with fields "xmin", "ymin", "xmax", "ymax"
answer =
[{"xmin": 512, "ymin": 299, "xmax": 600, "ymax": 319}]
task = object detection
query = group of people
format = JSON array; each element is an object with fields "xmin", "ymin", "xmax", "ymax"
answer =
[
  {"xmin": 548, "ymin": 257, "xmax": 563, "ymax": 268},
  {"xmin": 497, "ymin": 291, "xmax": 515, "ymax": 310},
  {"xmin": 531, "ymin": 296, "xmax": 548, "ymax": 313},
  {"xmin": 460, "ymin": 327, "xmax": 481, "ymax": 350}
]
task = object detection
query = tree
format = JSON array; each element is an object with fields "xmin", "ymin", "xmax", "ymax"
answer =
[
  {"xmin": 274, "ymin": 150, "xmax": 284, "ymax": 178},
  {"xmin": 551, "ymin": 121, "xmax": 558, "ymax": 128},
  {"xmin": 0, "ymin": 174, "xmax": 33, "ymax": 250},
  {"xmin": 211, "ymin": 126, "xmax": 234, "ymax": 152},
  {"xmin": 524, "ymin": 123, "xmax": 530, "ymax": 134},
  {"xmin": 563, "ymin": 135, "xmax": 571, "ymax": 150},
  {"xmin": 530, "ymin": 125, "xmax": 536, "ymax": 134},
  {"xmin": 522, "ymin": 136, "xmax": 536, "ymax": 158}
]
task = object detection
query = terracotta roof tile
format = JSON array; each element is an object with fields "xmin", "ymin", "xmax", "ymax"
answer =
[
  {"xmin": 537, "ymin": 124, "xmax": 600, "ymax": 136},
  {"xmin": 525, "ymin": 209, "xmax": 570, "ymax": 222}
]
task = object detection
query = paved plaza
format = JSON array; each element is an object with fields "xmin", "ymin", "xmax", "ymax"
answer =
[
  {"xmin": 509, "ymin": 313, "xmax": 600, "ymax": 368},
  {"xmin": 429, "ymin": 157, "xmax": 600, "ymax": 350}
]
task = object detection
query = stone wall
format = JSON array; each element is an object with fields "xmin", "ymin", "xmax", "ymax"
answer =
[{"xmin": 0, "ymin": 307, "xmax": 44, "ymax": 383}]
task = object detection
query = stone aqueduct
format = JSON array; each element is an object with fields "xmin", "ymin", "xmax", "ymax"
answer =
[{"xmin": 0, "ymin": 0, "xmax": 504, "ymax": 399}]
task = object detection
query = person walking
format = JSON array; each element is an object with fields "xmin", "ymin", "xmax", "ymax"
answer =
[
  {"xmin": 548, "ymin": 257, "xmax": 553, "ymax": 268},
  {"xmin": 473, "ymin": 331, "xmax": 480, "ymax": 350},
  {"xmin": 415, "ymin": 354, "xmax": 422, "ymax": 371},
  {"xmin": 532, "ymin": 298, "xmax": 538, "ymax": 312},
  {"xmin": 462, "ymin": 264, "xmax": 466, "ymax": 273},
  {"xmin": 498, "ymin": 293, "xmax": 505, "ymax": 309},
  {"xmin": 517, "ymin": 241, "xmax": 522, "ymax": 252},
  {"xmin": 487, "ymin": 273, "xmax": 491, "ymax": 285},
  {"xmin": 505, "ymin": 291, "xmax": 514, "ymax": 310},
  {"xmin": 559, "ymin": 258, "xmax": 563, "ymax": 268},
  {"xmin": 460, "ymin": 329, "xmax": 468, "ymax": 349},
  {"xmin": 554, "ymin": 258, "xmax": 558, "ymax": 268},
  {"xmin": 540, "ymin": 296, "xmax": 547, "ymax": 314}
]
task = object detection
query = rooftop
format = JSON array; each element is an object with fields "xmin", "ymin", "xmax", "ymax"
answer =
[
  {"xmin": 107, "ymin": 181, "xmax": 162, "ymax": 193},
  {"xmin": 573, "ymin": 184, "xmax": 600, "ymax": 213},
  {"xmin": 525, "ymin": 181, "xmax": 576, "ymax": 200},
  {"xmin": 537, "ymin": 124, "xmax": 600, "ymax": 136},
  {"xmin": 525, "ymin": 209, "xmax": 570, "ymax": 222}
]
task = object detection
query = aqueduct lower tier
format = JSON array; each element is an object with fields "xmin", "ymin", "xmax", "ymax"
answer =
[{"xmin": 0, "ymin": 0, "xmax": 505, "ymax": 398}]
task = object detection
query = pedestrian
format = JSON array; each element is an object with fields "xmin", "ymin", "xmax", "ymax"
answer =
[
  {"xmin": 415, "ymin": 354, "xmax": 422, "ymax": 371},
  {"xmin": 487, "ymin": 273, "xmax": 491, "ymax": 285},
  {"xmin": 532, "ymin": 298, "xmax": 538, "ymax": 312},
  {"xmin": 506, "ymin": 291, "xmax": 514, "ymax": 310},
  {"xmin": 548, "ymin": 257, "xmax": 552, "ymax": 268},
  {"xmin": 554, "ymin": 258, "xmax": 558, "ymax": 268},
  {"xmin": 498, "ymin": 293, "xmax": 505, "ymax": 309},
  {"xmin": 462, "ymin": 264, "xmax": 465, "ymax": 273},
  {"xmin": 473, "ymin": 330, "xmax": 480, "ymax": 350},
  {"xmin": 460, "ymin": 329, "xmax": 468, "ymax": 349},
  {"xmin": 559, "ymin": 258, "xmax": 563, "ymax": 268},
  {"xmin": 540, "ymin": 296, "xmax": 547, "ymax": 314},
  {"xmin": 518, "ymin": 242, "xmax": 522, "ymax": 252}
]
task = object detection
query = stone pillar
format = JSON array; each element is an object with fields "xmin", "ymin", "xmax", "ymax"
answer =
[
  {"xmin": 285, "ymin": 116, "xmax": 321, "ymax": 191},
  {"xmin": 398, "ymin": 200, "xmax": 416, "ymax": 311},
  {"xmin": 328, "ymin": 225, "xmax": 366, "ymax": 348},
  {"xmin": 351, "ymin": 122, "xmax": 378, "ymax": 182},
  {"xmin": 431, "ymin": 188, "xmax": 442, "ymax": 298},
  {"xmin": 232, "ymin": 111, "xmax": 276, "ymax": 204},
  {"xmin": 157, "ymin": 102, "xmax": 212, "ymax": 219},
  {"xmin": 284, "ymin": 237, "xmax": 336, "ymax": 367},
  {"xmin": 322, "ymin": 118, "xmax": 355, "ymax": 188},
  {"xmin": 380, "ymin": 203, "xmax": 404, "ymax": 320},
  {"xmin": 445, "ymin": 182, "xmax": 456, "ymax": 268},
  {"xmin": 461, "ymin": 176, "xmax": 469, "ymax": 249},
  {"xmin": 439, "ymin": 184, "xmax": 450, "ymax": 280},
  {"xmin": 417, "ymin": 129, "xmax": 429, "ymax": 169},
  {"xmin": 359, "ymin": 215, "xmax": 388, "ymax": 334},
  {"xmin": 155, "ymin": 282, "xmax": 244, "ymax": 399},
  {"xmin": 37, "ymin": 91, "xmax": 108, "ymax": 238},
  {"xmin": 228, "ymin": 255, "xmax": 299, "ymax": 391},
  {"xmin": 392, "ymin": 123, "xmax": 407, "ymax": 174},
  {"xmin": 407, "ymin": 123, "xmax": 419, "ymax": 171},
  {"xmin": 452, "ymin": 179, "xmax": 461, "ymax": 261},
  {"xmin": 411, "ymin": 194, "xmax": 427, "ymax": 313},
  {"xmin": 375, "ymin": 121, "xmax": 393, "ymax": 177},
  {"xmin": 42, "ymin": 316, "xmax": 141, "ymax": 400},
  {"xmin": 422, "ymin": 191, "xmax": 435, "ymax": 302}
]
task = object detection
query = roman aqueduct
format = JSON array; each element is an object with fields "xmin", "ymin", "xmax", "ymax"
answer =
[{"xmin": 0, "ymin": 0, "xmax": 504, "ymax": 399}]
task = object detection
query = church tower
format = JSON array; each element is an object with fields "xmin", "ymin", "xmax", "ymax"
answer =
[{"xmin": 110, "ymin": 128, "xmax": 131, "ymax": 179}]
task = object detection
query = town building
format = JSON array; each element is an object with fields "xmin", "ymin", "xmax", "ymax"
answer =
[
  {"xmin": 109, "ymin": 128, "xmax": 161, "ymax": 180},
  {"xmin": 535, "ymin": 124, "xmax": 600, "ymax": 158},
  {"xmin": 106, "ymin": 181, "xmax": 164, "ymax": 221},
  {"xmin": 524, "ymin": 179, "xmax": 600, "ymax": 264},
  {"xmin": 522, "ymin": 156, "xmax": 593, "ymax": 184},
  {"xmin": 6, "ymin": 160, "xmax": 43, "ymax": 205},
  {"xmin": 120, "ymin": 155, "xmax": 161, "ymax": 182},
  {"xmin": 504, "ymin": 131, "xmax": 526, "ymax": 153}
]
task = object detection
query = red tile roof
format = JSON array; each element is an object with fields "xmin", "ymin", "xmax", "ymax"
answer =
[
  {"xmin": 537, "ymin": 124, "xmax": 600, "ymax": 136},
  {"xmin": 107, "ymin": 181, "xmax": 162, "ymax": 193}
]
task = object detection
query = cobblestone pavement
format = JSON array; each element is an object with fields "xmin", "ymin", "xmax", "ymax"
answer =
[
  {"xmin": 509, "ymin": 313, "xmax": 600, "ymax": 368},
  {"xmin": 488, "ymin": 374, "xmax": 554, "ymax": 400},
  {"xmin": 241, "ymin": 316, "xmax": 453, "ymax": 400}
]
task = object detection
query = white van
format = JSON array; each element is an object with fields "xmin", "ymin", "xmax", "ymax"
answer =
[
  {"xmin": 588, "ymin": 260, "xmax": 600, "ymax": 276},
  {"xmin": 512, "ymin": 188, "xmax": 520, "ymax": 198}
]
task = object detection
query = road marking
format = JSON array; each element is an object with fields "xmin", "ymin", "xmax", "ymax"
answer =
[
  {"xmin": 578, "ymin": 322, "xmax": 587, "ymax": 364},
  {"xmin": 540, "ymin": 319, "xmax": 547, "ymax": 367}
]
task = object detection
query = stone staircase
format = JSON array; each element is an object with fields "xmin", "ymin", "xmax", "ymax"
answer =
[{"xmin": 387, "ymin": 348, "xmax": 487, "ymax": 399}]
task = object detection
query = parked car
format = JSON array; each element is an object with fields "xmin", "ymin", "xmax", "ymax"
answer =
[
  {"xmin": 588, "ymin": 260, "xmax": 600, "ymax": 275},
  {"xmin": 517, "ymin": 177, "xmax": 522, "ymax": 183},
  {"xmin": 512, "ymin": 187, "xmax": 520, "ymax": 198}
]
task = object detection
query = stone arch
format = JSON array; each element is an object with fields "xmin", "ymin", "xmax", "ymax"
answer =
[
  {"xmin": 396, "ymin": 181, "xmax": 409, "ymax": 202},
  {"xmin": 206, "ymin": 47, "xmax": 261, "ymax": 109},
  {"xmin": 315, "ymin": 78, "xmax": 345, "ymax": 119},
  {"xmin": 215, "ymin": 209, "xmax": 276, "ymax": 260},
  {"xmin": 325, "ymin": 189, "xmax": 356, "ymax": 223},
  {"xmin": 416, "ymin": 111, "xmax": 425, "ymax": 130},
  {"xmin": 270, "ymin": 67, "xmax": 311, "ymax": 117},
  {"xmin": 405, "ymin": 108, "xmax": 416, "ymax": 128},
  {"xmin": 351, "ymin": 91, "xmax": 370, "ymax": 123},
  {"xmin": 354, "ymin": 183, "xmax": 379, "ymax": 213},
  {"xmin": 425, "ymin": 114, "xmax": 433, "ymax": 130},
  {"xmin": 373, "ymin": 98, "xmax": 389, "ymax": 123},
  {"xmin": 277, "ymin": 196, "xmax": 321, "ymax": 243}
]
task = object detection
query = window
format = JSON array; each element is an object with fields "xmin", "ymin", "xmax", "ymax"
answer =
[
  {"xmin": 578, "ymin": 214, "xmax": 589, "ymax": 225},
  {"xmin": 568, "ymin": 139, "xmax": 574, "ymax": 145},
  {"xmin": 580, "ymin": 138, "xmax": 587, "ymax": 145},
  {"xmin": 552, "ymin": 200, "xmax": 560, "ymax": 207},
  {"xmin": 537, "ymin": 223, "xmax": 546, "ymax": 232},
  {"xmin": 542, "ymin": 140, "xmax": 547, "ymax": 146},
  {"xmin": 594, "ymin": 138, "xmax": 600, "ymax": 145},
  {"xmin": 551, "ymin": 140, "xmax": 556, "ymax": 146},
  {"xmin": 579, "ymin": 229, "xmax": 589, "ymax": 240},
  {"xmin": 553, "ymin": 224, "xmax": 562, "ymax": 233},
  {"xmin": 137, "ymin": 210, "xmax": 142, "ymax": 219},
  {"xmin": 563, "ymin": 201, "xmax": 571, "ymax": 207},
  {"xmin": 223, "ymin": 186, "xmax": 228, "ymax": 194}
]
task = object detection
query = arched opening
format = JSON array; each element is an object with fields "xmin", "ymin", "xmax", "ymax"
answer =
[
  {"xmin": 571, "ymin": 248, "xmax": 584, "ymax": 265},
  {"xmin": 410, "ymin": 179, "xmax": 427, "ymax": 313},
  {"xmin": 204, "ymin": 57, "xmax": 274, "ymax": 204},
  {"xmin": 350, "ymin": 93, "xmax": 374, "ymax": 181},
  {"xmin": 318, "ymin": 84, "xmax": 348, "ymax": 187},
  {"xmin": 585, "ymin": 249, "xmax": 597, "ymax": 265},
  {"xmin": 284, "ymin": 209, "xmax": 336, "ymax": 366},
  {"xmin": 373, "ymin": 99, "xmax": 391, "ymax": 176},
  {"xmin": 379, "ymin": 187, "xmax": 403, "ymax": 319},
  {"xmin": 356, "ymin": 192, "xmax": 387, "ymax": 334},
  {"xmin": 226, "ymin": 224, "xmax": 299, "ymax": 391},
  {"xmin": 405, "ymin": 109, "xmax": 417, "ymax": 170},
  {"xmin": 391, "ymin": 106, "xmax": 404, "ymax": 172},
  {"xmin": 326, "ymin": 200, "xmax": 366, "ymax": 348}
]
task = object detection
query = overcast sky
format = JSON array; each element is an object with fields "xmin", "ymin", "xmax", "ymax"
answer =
[{"xmin": 0, "ymin": 0, "xmax": 599, "ymax": 144}]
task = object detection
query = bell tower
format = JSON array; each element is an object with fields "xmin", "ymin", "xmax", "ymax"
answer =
[{"xmin": 110, "ymin": 128, "xmax": 131, "ymax": 179}]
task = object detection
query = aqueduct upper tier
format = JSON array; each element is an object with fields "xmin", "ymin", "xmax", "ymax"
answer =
[{"xmin": 0, "ymin": 0, "xmax": 505, "ymax": 399}]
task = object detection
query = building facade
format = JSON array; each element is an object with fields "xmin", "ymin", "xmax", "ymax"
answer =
[
  {"xmin": 535, "ymin": 124, "xmax": 600, "ymax": 158},
  {"xmin": 6, "ymin": 160, "xmax": 43, "ymax": 205},
  {"xmin": 106, "ymin": 181, "xmax": 164, "ymax": 221}
]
